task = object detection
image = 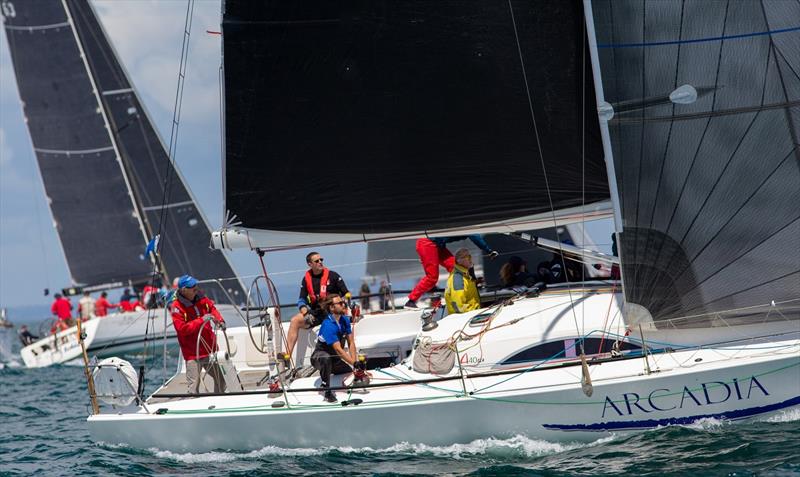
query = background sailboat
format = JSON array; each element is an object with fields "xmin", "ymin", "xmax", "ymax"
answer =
[
  {"xmin": 2, "ymin": 0, "xmax": 246, "ymax": 303},
  {"xmin": 2, "ymin": 0, "xmax": 250, "ymax": 366}
]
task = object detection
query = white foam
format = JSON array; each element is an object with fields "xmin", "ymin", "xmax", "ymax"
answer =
[
  {"xmin": 148, "ymin": 434, "xmax": 613, "ymax": 463},
  {"xmin": 682, "ymin": 417, "xmax": 727, "ymax": 431},
  {"xmin": 761, "ymin": 408, "xmax": 800, "ymax": 423},
  {"xmin": 152, "ymin": 446, "xmax": 321, "ymax": 463}
]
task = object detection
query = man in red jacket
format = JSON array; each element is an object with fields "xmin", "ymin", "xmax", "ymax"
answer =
[
  {"xmin": 50, "ymin": 293, "xmax": 74, "ymax": 331},
  {"xmin": 171, "ymin": 275, "xmax": 227, "ymax": 394},
  {"xmin": 94, "ymin": 292, "xmax": 118, "ymax": 317}
]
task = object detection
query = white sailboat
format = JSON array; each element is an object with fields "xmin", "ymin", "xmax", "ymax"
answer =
[
  {"xmin": 2, "ymin": 0, "xmax": 251, "ymax": 367},
  {"xmin": 85, "ymin": 0, "xmax": 800, "ymax": 449}
]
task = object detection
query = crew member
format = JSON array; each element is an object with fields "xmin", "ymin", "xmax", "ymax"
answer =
[
  {"xmin": 94, "ymin": 292, "xmax": 118, "ymax": 317},
  {"xmin": 78, "ymin": 291, "xmax": 96, "ymax": 321},
  {"xmin": 283, "ymin": 252, "xmax": 350, "ymax": 361},
  {"xmin": 405, "ymin": 235, "xmax": 498, "ymax": 309},
  {"xmin": 171, "ymin": 275, "xmax": 227, "ymax": 394},
  {"xmin": 18, "ymin": 325, "xmax": 39, "ymax": 346},
  {"xmin": 444, "ymin": 248, "xmax": 482, "ymax": 314},
  {"xmin": 50, "ymin": 293, "xmax": 73, "ymax": 331},
  {"xmin": 310, "ymin": 294, "xmax": 357, "ymax": 403}
]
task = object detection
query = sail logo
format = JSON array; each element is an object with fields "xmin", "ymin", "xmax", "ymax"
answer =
[{"xmin": 602, "ymin": 376, "xmax": 769, "ymax": 418}]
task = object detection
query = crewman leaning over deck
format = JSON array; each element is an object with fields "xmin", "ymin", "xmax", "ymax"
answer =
[
  {"xmin": 405, "ymin": 235, "xmax": 498, "ymax": 309},
  {"xmin": 171, "ymin": 275, "xmax": 227, "ymax": 394},
  {"xmin": 94, "ymin": 292, "xmax": 118, "ymax": 317},
  {"xmin": 50, "ymin": 293, "xmax": 74, "ymax": 331},
  {"xmin": 444, "ymin": 248, "xmax": 482, "ymax": 314}
]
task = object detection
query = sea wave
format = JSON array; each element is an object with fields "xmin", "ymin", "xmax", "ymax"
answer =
[{"xmin": 145, "ymin": 434, "xmax": 615, "ymax": 464}]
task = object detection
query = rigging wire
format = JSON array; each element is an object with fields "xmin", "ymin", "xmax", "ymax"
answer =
[
  {"xmin": 506, "ymin": 0, "xmax": 583, "ymax": 342},
  {"xmin": 140, "ymin": 0, "xmax": 196, "ymax": 387}
]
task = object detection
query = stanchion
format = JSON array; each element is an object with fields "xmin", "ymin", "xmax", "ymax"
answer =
[{"xmin": 77, "ymin": 319, "xmax": 99, "ymax": 414}]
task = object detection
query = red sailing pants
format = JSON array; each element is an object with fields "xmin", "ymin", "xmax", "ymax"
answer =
[{"xmin": 408, "ymin": 238, "xmax": 455, "ymax": 301}]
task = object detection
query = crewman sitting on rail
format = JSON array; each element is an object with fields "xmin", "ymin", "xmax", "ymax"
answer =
[
  {"xmin": 310, "ymin": 294, "xmax": 357, "ymax": 403},
  {"xmin": 444, "ymin": 248, "xmax": 482, "ymax": 314},
  {"xmin": 171, "ymin": 275, "xmax": 227, "ymax": 394},
  {"xmin": 283, "ymin": 251, "xmax": 351, "ymax": 363}
]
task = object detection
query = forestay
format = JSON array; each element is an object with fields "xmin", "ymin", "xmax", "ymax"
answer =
[
  {"xmin": 590, "ymin": 0, "xmax": 800, "ymax": 326},
  {"xmin": 217, "ymin": 0, "xmax": 611, "ymax": 251}
]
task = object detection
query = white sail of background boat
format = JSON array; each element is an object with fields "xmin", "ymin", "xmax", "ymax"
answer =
[
  {"xmin": 1, "ymin": 0, "xmax": 251, "ymax": 366},
  {"xmin": 80, "ymin": 0, "xmax": 800, "ymax": 450}
]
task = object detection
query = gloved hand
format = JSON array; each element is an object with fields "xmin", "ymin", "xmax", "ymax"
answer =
[
  {"xmin": 488, "ymin": 250, "xmax": 499, "ymax": 260},
  {"xmin": 217, "ymin": 320, "xmax": 226, "ymax": 330}
]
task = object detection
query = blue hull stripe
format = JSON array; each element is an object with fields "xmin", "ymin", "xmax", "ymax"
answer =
[{"xmin": 543, "ymin": 395, "xmax": 800, "ymax": 432}]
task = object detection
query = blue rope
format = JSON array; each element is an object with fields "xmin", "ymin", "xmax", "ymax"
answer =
[{"xmin": 598, "ymin": 25, "xmax": 800, "ymax": 49}]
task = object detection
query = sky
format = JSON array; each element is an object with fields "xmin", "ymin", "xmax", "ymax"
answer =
[{"xmin": 0, "ymin": 1, "xmax": 613, "ymax": 309}]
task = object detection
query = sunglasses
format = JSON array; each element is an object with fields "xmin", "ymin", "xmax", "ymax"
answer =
[{"xmin": 311, "ymin": 258, "xmax": 324, "ymax": 264}]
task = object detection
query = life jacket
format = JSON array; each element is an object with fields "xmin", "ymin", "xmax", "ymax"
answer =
[{"xmin": 304, "ymin": 267, "xmax": 330, "ymax": 305}]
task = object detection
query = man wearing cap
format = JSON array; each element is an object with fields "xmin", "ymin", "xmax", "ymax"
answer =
[
  {"xmin": 171, "ymin": 275, "xmax": 227, "ymax": 394},
  {"xmin": 444, "ymin": 248, "xmax": 482, "ymax": 314},
  {"xmin": 282, "ymin": 251, "xmax": 350, "ymax": 362}
]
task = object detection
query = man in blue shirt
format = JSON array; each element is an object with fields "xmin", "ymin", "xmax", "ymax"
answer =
[{"xmin": 310, "ymin": 294, "xmax": 357, "ymax": 402}]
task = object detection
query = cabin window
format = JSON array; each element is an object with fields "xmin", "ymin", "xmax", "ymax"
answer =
[{"xmin": 502, "ymin": 337, "xmax": 641, "ymax": 365}]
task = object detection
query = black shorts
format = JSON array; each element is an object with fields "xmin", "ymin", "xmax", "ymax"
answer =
[{"xmin": 303, "ymin": 308, "xmax": 326, "ymax": 328}]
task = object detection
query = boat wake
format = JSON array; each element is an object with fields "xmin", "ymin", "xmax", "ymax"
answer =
[
  {"xmin": 145, "ymin": 434, "xmax": 618, "ymax": 464},
  {"xmin": 761, "ymin": 407, "xmax": 800, "ymax": 423}
]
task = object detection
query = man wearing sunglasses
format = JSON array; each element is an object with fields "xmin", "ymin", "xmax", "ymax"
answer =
[
  {"xmin": 283, "ymin": 251, "xmax": 350, "ymax": 361},
  {"xmin": 444, "ymin": 248, "xmax": 482, "ymax": 314},
  {"xmin": 310, "ymin": 293, "xmax": 357, "ymax": 402},
  {"xmin": 171, "ymin": 274, "xmax": 227, "ymax": 394}
]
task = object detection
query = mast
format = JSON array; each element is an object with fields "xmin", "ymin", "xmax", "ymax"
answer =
[{"xmin": 582, "ymin": 0, "xmax": 629, "ymax": 313}]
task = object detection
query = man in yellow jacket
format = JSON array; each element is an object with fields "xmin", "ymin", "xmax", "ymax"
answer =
[{"xmin": 445, "ymin": 248, "xmax": 482, "ymax": 314}]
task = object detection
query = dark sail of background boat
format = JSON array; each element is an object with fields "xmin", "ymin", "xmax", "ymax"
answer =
[{"xmin": 2, "ymin": 0, "xmax": 245, "ymax": 303}]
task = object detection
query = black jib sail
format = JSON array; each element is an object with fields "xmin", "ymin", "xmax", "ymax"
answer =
[
  {"xmin": 589, "ymin": 0, "xmax": 800, "ymax": 326},
  {"xmin": 2, "ymin": 0, "xmax": 246, "ymax": 303},
  {"xmin": 218, "ymin": 0, "xmax": 611, "ymax": 250}
]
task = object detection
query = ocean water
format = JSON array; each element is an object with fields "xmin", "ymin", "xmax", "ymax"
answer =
[{"xmin": 1, "ymin": 336, "xmax": 799, "ymax": 477}]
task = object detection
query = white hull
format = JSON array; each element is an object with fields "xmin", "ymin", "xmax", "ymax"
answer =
[
  {"xmin": 87, "ymin": 286, "xmax": 800, "ymax": 451},
  {"xmin": 20, "ymin": 305, "xmax": 239, "ymax": 368},
  {"xmin": 89, "ymin": 340, "xmax": 799, "ymax": 451}
]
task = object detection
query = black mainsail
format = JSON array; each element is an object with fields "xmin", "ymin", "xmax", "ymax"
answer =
[
  {"xmin": 589, "ymin": 0, "xmax": 800, "ymax": 325},
  {"xmin": 217, "ymin": 0, "xmax": 611, "ymax": 250},
  {"xmin": 2, "ymin": 0, "xmax": 246, "ymax": 303}
]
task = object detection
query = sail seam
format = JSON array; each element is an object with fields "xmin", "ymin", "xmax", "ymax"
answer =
[
  {"xmin": 682, "ymin": 148, "xmax": 798, "ymax": 284},
  {"xmin": 597, "ymin": 25, "xmax": 800, "ymax": 48},
  {"xmin": 679, "ymin": 267, "xmax": 800, "ymax": 317},
  {"xmin": 758, "ymin": 0, "xmax": 800, "ymax": 162}
]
